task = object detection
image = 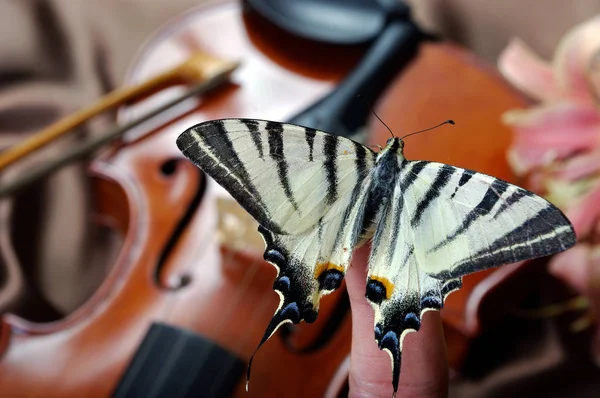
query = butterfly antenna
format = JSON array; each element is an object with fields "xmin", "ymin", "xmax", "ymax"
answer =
[
  {"xmin": 356, "ymin": 94, "xmax": 395, "ymax": 138},
  {"xmin": 399, "ymin": 120, "xmax": 455, "ymax": 140}
]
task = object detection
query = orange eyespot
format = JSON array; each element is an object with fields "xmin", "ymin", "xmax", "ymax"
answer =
[
  {"xmin": 314, "ymin": 262, "xmax": 345, "ymax": 280},
  {"xmin": 369, "ymin": 275, "xmax": 395, "ymax": 300}
]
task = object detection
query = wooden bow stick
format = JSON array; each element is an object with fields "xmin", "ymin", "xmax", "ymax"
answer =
[{"xmin": 0, "ymin": 51, "xmax": 239, "ymax": 172}]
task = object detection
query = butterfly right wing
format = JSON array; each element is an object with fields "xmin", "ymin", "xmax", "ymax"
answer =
[
  {"xmin": 402, "ymin": 160, "xmax": 576, "ymax": 279},
  {"xmin": 361, "ymin": 172, "xmax": 457, "ymax": 397},
  {"xmin": 363, "ymin": 159, "xmax": 576, "ymax": 396}
]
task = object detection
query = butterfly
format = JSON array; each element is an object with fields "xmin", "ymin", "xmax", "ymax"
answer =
[{"xmin": 176, "ymin": 118, "xmax": 576, "ymax": 397}]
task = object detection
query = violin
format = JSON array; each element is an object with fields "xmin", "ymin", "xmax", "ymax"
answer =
[{"xmin": 0, "ymin": 0, "xmax": 529, "ymax": 396}]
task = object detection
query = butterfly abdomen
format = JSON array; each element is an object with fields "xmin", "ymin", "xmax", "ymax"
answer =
[{"xmin": 359, "ymin": 144, "xmax": 406, "ymax": 237}]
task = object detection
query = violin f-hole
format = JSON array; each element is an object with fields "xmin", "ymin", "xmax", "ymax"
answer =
[{"xmin": 154, "ymin": 159, "xmax": 206, "ymax": 291}]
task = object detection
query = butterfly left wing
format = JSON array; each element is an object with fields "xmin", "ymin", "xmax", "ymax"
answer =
[
  {"xmin": 177, "ymin": 118, "xmax": 374, "ymax": 236},
  {"xmin": 176, "ymin": 119, "xmax": 378, "ymax": 385},
  {"xmin": 365, "ymin": 160, "xmax": 576, "ymax": 396},
  {"xmin": 251, "ymin": 170, "xmax": 373, "ymax": 349}
]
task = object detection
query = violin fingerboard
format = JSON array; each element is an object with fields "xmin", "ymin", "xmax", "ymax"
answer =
[{"xmin": 111, "ymin": 322, "xmax": 245, "ymax": 398}]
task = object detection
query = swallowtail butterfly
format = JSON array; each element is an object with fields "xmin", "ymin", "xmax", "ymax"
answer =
[{"xmin": 176, "ymin": 118, "xmax": 576, "ymax": 396}]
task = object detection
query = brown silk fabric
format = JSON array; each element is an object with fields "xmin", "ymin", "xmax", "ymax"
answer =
[{"xmin": 0, "ymin": 0, "xmax": 598, "ymax": 396}]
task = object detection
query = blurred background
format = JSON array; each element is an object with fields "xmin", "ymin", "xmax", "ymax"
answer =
[{"xmin": 0, "ymin": 0, "xmax": 599, "ymax": 397}]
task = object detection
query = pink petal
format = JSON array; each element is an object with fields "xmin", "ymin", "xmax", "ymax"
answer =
[
  {"xmin": 498, "ymin": 38, "xmax": 560, "ymax": 101},
  {"xmin": 550, "ymin": 149, "xmax": 600, "ymax": 181},
  {"xmin": 549, "ymin": 244, "xmax": 592, "ymax": 293},
  {"xmin": 590, "ymin": 53, "xmax": 600, "ymax": 98},
  {"xmin": 523, "ymin": 170, "xmax": 547, "ymax": 193},
  {"xmin": 503, "ymin": 101, "xmax": 600, "ymax": 174},
  {"xmin": 564, "ymin": 182, "xmax": 600, "ymax": 238},
  {"xmin": 550, "ymin": 243, "xmax": 600, "ymax": 365},
  {"xmin": 553, "ymin": 15, "xmax": 600, "ymax": 101}
]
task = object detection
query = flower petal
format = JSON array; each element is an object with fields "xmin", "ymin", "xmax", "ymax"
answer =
[
  {"xmin": 564, "ymin": 182, "xmax": 600, "ymax": 238},
  {"xmin": 550, "ymin": 149, "xmax": 600, "ymax": 181},
  {"xmin": 553, "ymin": 14, "xmax": 600, "ymax": 101},
  {"xmin": 498, "ymin": 38, "xmax": 560, "ymax": 101},
  {"xmin": 503, "ymin": 101, "xmax": 600, "ymax": 174},
  {"xmin": 550, "ymin": 240, "xmax": 600, "ymax": 366},
  {"xmin": 549, "ymin": 244, "xmax": 592, "ymax": 293},
  {"xmin": 591, "ymin": 51, "xmax": 600, "ymax": 98}
]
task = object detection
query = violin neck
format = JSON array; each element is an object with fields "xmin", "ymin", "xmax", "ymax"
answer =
[{"xmin": 111, "ymin": 322, "xmax": 244, "ymax": 398}]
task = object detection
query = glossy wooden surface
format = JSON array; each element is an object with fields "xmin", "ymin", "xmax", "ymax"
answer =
[
  {"xmin": 0, "ymin": 0, "xmax": 529, "ymax": 396},
  {"xmin": 0, "ymin": 2, "xmax": 359, "ymax": 396}
]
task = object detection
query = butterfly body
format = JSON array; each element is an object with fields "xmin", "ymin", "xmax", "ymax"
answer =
[{"xmin": 176, "ymin": 119, "xmax": 576, "ymax": 396}]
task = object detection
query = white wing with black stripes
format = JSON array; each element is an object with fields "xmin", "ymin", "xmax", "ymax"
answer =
[
  {"xmin": 176, "ymin": 119, "xmax": 577, "ymax": 398},
  {"xmin": 176, "ymin": 118, "xmax": 377, "ymax": 382},
  {"xmin": 363, "ymin": 157, "xmax": 576, "ymax": 396},
  {"xmin": 405, "ymin": 161, "xmax": 575, "ymax": 278},
  {"xmin": 177, "ymin": 119, "xmax": 373, "ymax": 235}
]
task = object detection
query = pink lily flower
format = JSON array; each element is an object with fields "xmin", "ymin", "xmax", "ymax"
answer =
[
  {"xmin": 498, "ymin": 14, "xmax": 600, "ymax": 363},
  {"xmin": 499, "ymin": 15, "xmax": 600, "ymax": 176}
]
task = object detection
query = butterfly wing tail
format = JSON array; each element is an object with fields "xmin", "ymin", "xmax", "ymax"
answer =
[{"xmin": 246, "ymin": 225, "xmax": 351, "ymax": 387}]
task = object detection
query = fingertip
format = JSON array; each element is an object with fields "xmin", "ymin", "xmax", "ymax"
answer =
[
  {"xmin": 346, "ymin": 246, "xmax": 396, "ymax": 398},
  {"xmin": 345, "ymin": 247, "xmax": 449, "ymax": 398},
  {"xmin": 397, "ymin": 311, "xmax": 449, "ymax": 397}
]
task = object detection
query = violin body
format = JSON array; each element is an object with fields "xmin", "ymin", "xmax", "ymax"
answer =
[
  {"xmin": 0, "ymin": 2, "xmax": 359, "ymax": 396},
  {"xmin": 0, "ymin": 0, "xmax": 529, "ymax": 396}
]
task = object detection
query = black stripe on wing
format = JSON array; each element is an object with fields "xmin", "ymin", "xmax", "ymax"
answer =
[
  {"xmin": 241, "ymin": 119, "xmax": 264, "ymax": 159},
  {"xmin": 492, "ymin": 189, "xmax": 533, "ymax": 219},
  {"xmin": 411, "ymin": 164, "xmax": 456, "ymax": 227},
  {"xmin": 384, "ymin": 161, "xmax": 428, "ymax": 260},
  {"xmin": 387, "ymin": 197, "xmax": 404, "ymax": 264},
  {"xmin": 305, "ymin": 127, "xmax": 316, "ymax": 162},
  {"xmin": 450, "ymin": 169, "xmax": 475, "ymax": 199},
  {"xmin": 267, "ymin": 121, "xmax": 300, "ymax": 212},
  {"xmin": 176, "ymin": 121, "xmax": 284, "ymax": 234},
  {"xmin": 323, "ymin": 134, "xmax": 339, "ymax": 205},
  {"xmin": 332, "ymin": 141, "xmax": 376, "ymax": 248},
  {"xmin": 429, "ymin": 178, "xmax": 510, "ymax": 252},
  {"xmin": 433, "ymin": 206, "xmax": 576, "ymax": 279},
  {"xmin": 441, "ymin": 278, "xmax": 462, "ymax": 298}
]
